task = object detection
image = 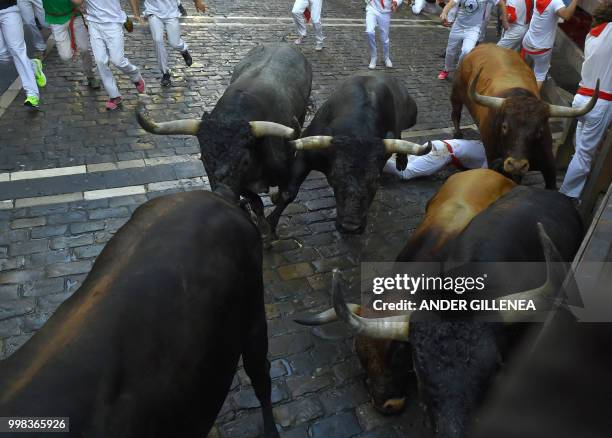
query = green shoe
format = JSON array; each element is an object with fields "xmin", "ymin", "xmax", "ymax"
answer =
[
  {"xmin": 24, "ymin": 95, "xmax": 40, "ymax": 109},
  {"xmin": 32, "ymin": 58, "xmax": 46, "ymax": 88}
]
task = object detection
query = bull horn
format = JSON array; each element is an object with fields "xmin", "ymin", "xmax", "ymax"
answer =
[
  {"xmin": 289, "ymin": 136, "xmax": 334, "ymax": 150},
  {"xmin": 469, "ymin": 68, "xmax": 505, "ymax": 110},
  {"xmin": 294, "ymin": 303, "xmax": 361, "ymax": 326},
  {"xmin": 384, "ymin": 139, "xmax": 432, "ymax": 156},
  {"xmin": 496, "ymin": 223, "xmax": 566, "ymax": 324},
  {"xmin": 331, "ymin": 269, "xmax": 412, "ymax": 341},
  {"xmin": 136, "ymin": 103, "xmax": 201, "ymax": 135},
  {"xmin": 549, "ymin": 79, "xmax": 600, "ymax": 118},
  {"xmin": 249, "ymin": 121, "xmax": 295, "ymax": 139}
]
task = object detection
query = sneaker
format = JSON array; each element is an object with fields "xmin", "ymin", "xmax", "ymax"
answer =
[
  {"xmin": 32, "ymin": 58, "xmax": 46, "ymax": 87},
  {"xmin": 134, "ymin": 77, "xmax": 146, "ymax": 93},
  {"xmin": 161, "ymin": 72, "xmax": 172, "ymax": 87},
  {"xmin": 178, "ymin": 3, "xmax": 187, "ymax": 16},
  {"xmin": 315, "ymin": 42, "xmax": 323, "ymax": 51},
  {"xmin": 181, "ymin": 50, "xmax": 193, "ymax": 67},
  {"xmin": 437, "ymin": 70, "xmax": 449, "ymax": 80},
  {"xmin": 24, "ymin": 95, "xmax": 39, "ymax": 109},
  {"xmin": 294, "ymin": 36, "xmax": 304, "ymax": 45},
  {"xmin": 87, "ymin": 77, "xmax": 101, "ymax": 89},
  {"xmin": 384, "ymin": 58, "xmax": 393, "ymax": 68},
  {"xmin": 105, "ymin": 96, "xmax": 123, "ymax": 110},
  {"xmin": 368, "ymin": 57, "xmax": 377, "ymax": 70}
]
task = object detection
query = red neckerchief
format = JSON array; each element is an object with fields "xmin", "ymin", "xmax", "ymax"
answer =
[
  {"xmin": 590, "ymin": 22, "xmax": 608, "ymax": 37},
  {"xmin": 535, "ymin": 0, "xmax": 552, "ymax": 15},
  {"xmin": 526, "ymin": 0, "xmax": 533, "ymax": 22}
]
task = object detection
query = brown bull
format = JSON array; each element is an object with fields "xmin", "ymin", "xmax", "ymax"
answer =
[
  {"xmin": 296, "ymin": 169, "xmax": 516, "ymax": 415},
  {"xmin": 451, "ymin": 44, "xmax": 598, "ymax": 189}
]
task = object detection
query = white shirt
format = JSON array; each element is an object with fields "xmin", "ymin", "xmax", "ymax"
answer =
[
  {"xmin": 506, "ymin": 0, "xmax": 532, "ymax": 26},
  {"xmin": 522, "ymin": 0, "xmax": 564, "ymax": 49},
  {"xmin": 366, "ymin": 0, "xmax": 404, "ymax": 14},
  {"xmin": 437, "ymin": 139, "xmax": 488, "ymax": 169},
  {"xmin": 580, "ymin": 23, "xmax": 612, "ymax": 94},
  {"xmin": 144, "ymin": 0, "xmax": 180, "ymax": 19},
  {"xmin": 454, "ymin": 0, "xmax": 495, "ymax": 29},
  {"xmin": 84, "ymin": 0, "xmax": 126, "ymax": 23}
]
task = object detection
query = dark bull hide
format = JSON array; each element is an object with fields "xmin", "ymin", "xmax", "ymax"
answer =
[
  {"xmin": 0, "ymin": 192, "xmax": 280, "ymax": 438},
  {"xmin": 276, "ymin": 72, "xmax": 430, "ymax": 234},
  {"xmin": 451, "ymin": 44, "xmax": 598, "ymax": 189},
  {"xmin": 136, "ymin": 43, "xmax": 312, "ymax": 240}
]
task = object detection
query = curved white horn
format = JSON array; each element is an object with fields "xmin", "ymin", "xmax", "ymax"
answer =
[
  {"xmin": 136, "ymin": 103, "xmax": 201, "ymax": 135},
  {"xmin": 469, "ymin": 68, "xmax": 505, "ymax": 110},
  {"xmin": 549, "ymin": 79, "xmax": 600, "ymax": 118},
  {"xmin": 290, "ymin": 136, "xmax": 334, "ymax": 150},
  {"xmin": 294, "ymin": 304, "xmax": 362, "ymax": 326},
  {"xmin": 331, "ymin": 269, "xmax": 412, "ymax": 341},
  {"xmin": 384, "ymin": 139, "xmax": 432, "ymax": 155},
  {"xmin": 249, "ymin": 121, "xmax": 295, "ymax": 139}
]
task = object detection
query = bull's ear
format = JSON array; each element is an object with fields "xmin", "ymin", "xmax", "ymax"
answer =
[{"xmin": 395, "ymin": 154, "xmax": 408, "ymax": 172}]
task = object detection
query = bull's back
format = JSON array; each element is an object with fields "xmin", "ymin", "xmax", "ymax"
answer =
[{"xmin": 0, "ymin": 192, "xmax": 261, "ymax": 433}]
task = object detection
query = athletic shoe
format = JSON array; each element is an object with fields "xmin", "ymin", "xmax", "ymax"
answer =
[
  {"xmin": 178, "ymin": 3, "xmax": 187, "ymax": 16},
  {"xmin": 368, "ymin": 58, "xmax": 377, "ymax": 70},
  {"xmin": 134, "ymin": 77, "xmax": 146, "ymax": 93},
  {"xmin": 315, "ymin": 42, "xmax": 323, "ymax": 51},
  {"xmin": 385, "ymin": 58, "xmax": 393, "ymax": 68},
  {"xmin": 105, "ymin": 96, "xmax": 123, "ymax": 110},
  {"xmin": 24, "ymin": 95, "xmax": 39, "ymax": 109},
  {"xmin": 294, "ymin": 37, "xmax": 304, "ymax": 45},
  {"xmin": 181, "ymin": 50, "xmax": 193, "ymax": 67},
  {"xmin": 161, "ymin": 72, "xmax": 172, "ymax": 87},
  {"xmin": 87, "ymin": 77, "xmax": 101, "ymax": 89},
  {"xmin": 437, "ymin": 70, "xmax": 449, "ymax": 80},
  {"xmin": 32, "ymin": 58, "xmax": 46, "ymax": 87}
]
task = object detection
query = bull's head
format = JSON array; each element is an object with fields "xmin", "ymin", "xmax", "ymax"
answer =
[
  {"xmin": 136, "ymin": 104, "xmax": 296, "ymax": 199},
  {"xmin": 289, "ymin": 136, "xmax": 431, "ymax": 234},
  {"xmin": 469, "ymin": 70, "xmax": 599, "ymax": 176}
]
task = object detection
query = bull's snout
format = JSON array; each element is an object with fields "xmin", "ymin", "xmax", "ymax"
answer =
[
  {"xmin": 503, "ymin": 157, "xmax": 529, "ymax": 175},
  {"xmin": 336, "ymin": 218, "xmax": 366, "ymax": 234},
  {"xmin": 373, "ymin": 397, "xmax": 406, "ymax": 415}
]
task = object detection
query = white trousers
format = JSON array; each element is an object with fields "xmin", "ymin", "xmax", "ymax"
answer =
[
  {"xmin": 521, "ymin": 45, "xmax": 552, "ymax": 82},
  {"xmin": 365, "ymin": 8, "xmax": 391, "ymax": 60},
  {"xmin": 88, "ymin": 21, "xmax": 141, "ymax": 99},
  {"xmin": 478, "ymin": 2, "xmax": 494, "ymax": 43},
  {"xmin": 17, "ymin": 0, "xmax": 47, "ymax": 52},
  {"xmin": 412, "ymin": 0, "xmax": 439, "ymax": 14},
  {"xmin": 444, "ymin": 24, "xmax": 480, "ymax": 72},
  {"xmin": 50, "ymin": 18, "xmax": 95, "ymax": 78},
  {"xmin": 384, "ymin": 150, "xmax": 453, "ymax": 180},
  {"xmin": 148, "ymin": 15, "xmax": 187, "ymax": 74},
  {"xmin": 0, "ymin": 7, "xmax": 38, "ymax": 98},
  {"xmin": 497, "ymin": 23, "xmax": 528, "ymax": 51},
  {"xmin": 292, "ymin": 0, "xmax": 324, "ymax": 44},
  {"xmin": 560, "ymin": 95, "xmax": 612, "ymax": 198}
]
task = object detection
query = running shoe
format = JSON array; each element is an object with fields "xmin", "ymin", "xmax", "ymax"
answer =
[
  {"xmin": 32, "ymin": 58, "xmax": 46, "ymax": 87},
  {"xmin": 181, "ymin": 50, "xmax": 193, "ymax": 67},
  {"xmin": 161, "ymin": 72, "xmax": 172, "ymax": 87},
  {"xmin": 106, "ymin": 96, "xmax": 123, "ymax": 110},
  {"xmin": 134, "ymin": 77, "xmax": 146, "ymax": 93},
  {"xmin": 437, "ymin": 70, "xmax": 449, "ymax": 80},
  {"xmin": 24, "ymin": 95, "xmax": 39, "ymax": 109}
]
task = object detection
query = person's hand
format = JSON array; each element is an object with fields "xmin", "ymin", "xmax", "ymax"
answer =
[
  {"xmin": 440, "ymin": 10, "xmax": 448, "ymax": 20},
  {"xmin": 132, "ymin": 15, "xmax": 141, "ymax": 24},
  {"xmin": 392, "ymin": 0, "xmax": 398, "ymax": 11},
  {"xmin": 194, "ymin": 0, "xmax": 206, "ymax": 13},
  {"xmin": 502, "ymin": 18, "xmax": 509, "ymax": 30}
]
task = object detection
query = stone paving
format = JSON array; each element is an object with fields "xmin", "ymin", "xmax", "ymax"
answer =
[{"xmin": 0, "ymin": 0, "xmax": 559, "ymax": 437}]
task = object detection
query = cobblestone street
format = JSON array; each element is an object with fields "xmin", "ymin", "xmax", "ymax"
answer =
[{"xmin": 0, "ymin": 1, "xmax": 550, "ymax": 436}]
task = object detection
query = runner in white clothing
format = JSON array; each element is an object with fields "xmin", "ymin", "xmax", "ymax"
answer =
[
  {"xmin": 73, "ymin": 0, "xmax": 145, "ymax": 110},
  {"xmin": 521, "ymin": 0, "xmax": 578, "ymax": 88},
  {"xmin": 384, "ymin": 139, "xmax": 488, "ymax": 179},
  {"xmin": 292, "ymin": 0, "xmax": 325, "ymax": 50},
  {"xmin": 497, "ymin": 0, "xmax": 532, "ymax": 50},
  {"xmin": 438, "ymin": 0, "xmax": 507, "ymax": 79},
  {"xmin": 134, "ymin": 0, "xmax": 205, "ymax": 87},
  {"xmin": 560, "ymin": 2, "xmax": 611, "ymax": 200},
  {"xmin": 412, "ymin": 0, "xmax": 440, "ymax": 15},
  {"xmin": 365, "ymin": 0, "xmax": 402, "ymax": 69},
  {"xmin": 17, "ymin": 0, "xmax": 48, "ymax": 55}
]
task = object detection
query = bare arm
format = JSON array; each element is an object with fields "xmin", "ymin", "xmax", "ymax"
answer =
[
  {"xmin": 497, "ymin": 0, "xmax": 509, "ymax": 30},
  {"xmin": 440, "ymin": 0, "xmax": 456, "ymax": 20},
  {"xmin": 128, "ymin": 0, "xmax": 141, "ymax": 22},
  {"xmin": 71, "ymin": 0, "xmax": 83, "ymax": 6},
  {"xmin": 193, "ymin": 0, "xmax": 206, "ymax": 13},
  {"xmin": 556, "ymin": 0, "xmax": 578, "ymax": 21}
]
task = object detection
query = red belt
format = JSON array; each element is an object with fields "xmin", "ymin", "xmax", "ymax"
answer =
[
  {"xmin": 520, "ymin": 46, "xmax": 550, "ymax": 59},
  {"xmin": 577, "ymin": 86, "xmax": 612, "ymax": 101},
  {"xmin": 442, "ymin": 141, "xmax": 464, "ymax": 169}
]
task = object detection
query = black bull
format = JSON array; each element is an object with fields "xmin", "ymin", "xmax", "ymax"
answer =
[
  {"xmin": 298, "ymin": 186, "xmax": 583, "ymax": 438},
  {"xmin": 136, "ymin": 43, "xmax": 312, "ymax": 239},
  {"xmin": 0, "ymin": 192, "xmax": 280, "ymax": 438},
  {"xmin": 281, "ymin": 72, "xmax": 429, "ymax": 234}
]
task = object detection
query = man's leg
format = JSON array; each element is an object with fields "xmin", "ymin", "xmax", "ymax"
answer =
[
  {"xmin": 148, "ymin": 14, "xmax": 169, "ymax": 75},
  {"xmin": 165, "ymin": 17, "xmax": 191, "ymax": 66},
  {"xmin": 1, "ymin": 9, "xmax": 39, "ymax": 103},
  {"xmin": 88, "ymin": 21, "xmax": 121, "ymax": 99},
  {"xmin": 497, "ymin": 24, "xmax": 526, "ymax": 51},
  {"xmin": 458, "ymin": 26, "xmax": 479, "ymax": 64},
  {"xmin": 71, "ymin": 17, "xmax": 98, "ymax": 85},
  {"xmin": 412, "ymin": 0, "xmax": 426, "ymax": 15},
  {"xmin": 378, "ymin": 12, "xmax": 391, "ymax": 65},
  {"xmin": 292, "ymin": 0, "xmax": 309, "ymax": 43},
  {"xmin": 384, "ymin": 147, "xmax": 451, "ymax": 180},
  {"xmin": 443, "ymin": 25, "xmax": 463, "ymax": 72},
  {"xmin": 16, "ymin": 0, "xmax": 46, "ymax": 53},
  {"xmin": 530, "ymin": 49, "xmax": 552, "ymax": 89},
  {"xmin": 104, "ymin": 23, "xmax": 143, "ymax": 85},
  {"xmin": 365, "ymin": 8, "xmax": 377, "ymax": 68},
  {"xmin": 310, "ymin": 0, "xmax": 324, "ymax": 47},
  {"xmin": 560, "ymin": 98, "xmax": 612, "ymax": 198}
]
